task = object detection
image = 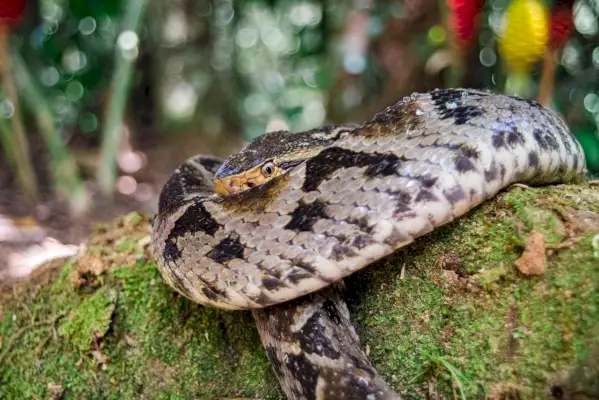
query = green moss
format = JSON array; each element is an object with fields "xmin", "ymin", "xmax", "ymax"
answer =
[
  {"xmin": 115, "ymin": 238, "xmax": 138, "ymax": 252},
  {"xmin": 475, "ymin": 263, "xmax": 508, "ymax": 291},
  {"xmin": 59, "ymin": 287, "xmax": 118, "ymax": 351},
  {"xmin": 503, "ymin": 189, "xmax": 566, "ymax": 245},
  {"xmin": 347, "ymin": 184, "xmax": 599, "ymax": 398},
  {"xmin": 0, "ymin": 214, "xmax": 280, "ymax": 400},
  {"xmin": 1, "ymin": 186, "xmax": 598, "ymax": 399}
]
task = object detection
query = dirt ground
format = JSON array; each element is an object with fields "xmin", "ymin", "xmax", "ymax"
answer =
[{"xmin": 0, "ymin": 130, "xmax": 243, "ymax": 279}]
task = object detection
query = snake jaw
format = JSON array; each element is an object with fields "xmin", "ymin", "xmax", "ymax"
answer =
[
  {"xmin": 214, "ymin": 162, "xmax": 286, "ymax": 196},
  {"xmin": 214, "ymin": 167, "xmax": 277, "ymax": 196},
  {"xmin": 214, "ymin": 178, "xmax": 235, "ymax": 196}
]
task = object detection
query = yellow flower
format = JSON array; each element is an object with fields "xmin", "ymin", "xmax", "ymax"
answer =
[{"xmin": 498, "ymin": 0, "xmax": 549, "ymax": 72}]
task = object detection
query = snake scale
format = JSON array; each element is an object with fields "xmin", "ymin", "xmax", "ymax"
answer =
[{"xmin": 152, "ymin": 88, "xmax": 586, "ymax": 399}]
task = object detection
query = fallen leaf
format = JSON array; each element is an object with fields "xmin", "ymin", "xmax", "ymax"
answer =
[{"xmin": 515, "ymin": 231, "xmax": 546, "ymax": 276}]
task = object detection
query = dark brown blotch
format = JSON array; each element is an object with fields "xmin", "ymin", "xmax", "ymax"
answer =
[
  {"xmin": 284, "ymin": 353, "xmax": 319, "ymax": 400},
  {"xmin": 528, "ymin": 151, "xmax": 539, "ymax": 168},
  {"xmin": 393, "ymin": 189, "xmax": 413, "ymax": 213},
  {"xmin": 415, "ymin": 189, "xmax": 438, "ymax": 202},
  {"xmin": 295, "ymin": 261, "xmax": 318, "ymax": 274},
  {"xmin": 556, "ymin": 165, "xmax": 567, "ymax": 175},
  {"xmin": 451, "ymin": 105, "xmax": 484, "ymax": 125},
  {"xmin": 206, "ymin": 236, "xmax": 245, "ymax": 263},
  {"xmin": 361, "ymin": 99, "xmax": 424, "ymax": 137},
  {"xmin": 331, "ymin": 243, "xmax": 358, "ymax": 262},
  {"xmin": 431, "ymin": 88, "xmax": 466, "ymax": 105},
  {"xmin": 443, "ymin": 185, "xmax": 467, "ymax": 205},
  {"xmin": 431, "ymin": 89, "xmax": 484, "ymax": 124},
  {"xmin": 164, "ymin": 199, "xmax": 221, "ymax": 262},
  {"xmin": 455, "ymin": 156, "xmax": 477, "ymax": 173},
  {"xmin": 322, "ymin": 299, "xmax": 343, "ymax": 325},
  {"xmin": 351, "ymin": 235, "xmax": 372, "ymax": 249},
  {"xmin": 285, "ymin": 200, "xmax": 328, "ymax": 232},
  {"xmin": 364, "ymin": 154, "xmax": 402, "ymax": 177},
  {"xmin": 485, "ymin": 162, "xmax": 498, "ymax": 181},
  {"xmin": 201, "ymin": 286, "xmax": 225, "ymax": 302},
  {"xmin": 383, "ymin": 226, "xmax": 412, "ymax": 246},
  {"xmin": 453, "ymin": 145, "xmax": 480, "ymax": 173},
  {"xmin": 191, "ymin": 155, "xmax": 224, "ymax": 174},
  {"xmin": 286, "ymin": 269, "xmax": 314, "ymax": 285},
  {"xmin": 262, "ymin": 277, "xmax": 285, "ymax": 291},
  {"xmin": 533, "ymin": 128, "xmax": 559, "ymax": 151},
  {"xmin": 157, "ymin": 170, "xmax": 187, "ymax": 218},
  {"xmin": 296, "ymin": 311, "xmax": 341, "ymax": 359},
  {"xmin": 506, "ymin": 129, "xmax": 524, "ymax": 147},
  {"xmin": 302, "ymin": 147, "xmax": 401, "ymax": 192},
  {"xmin": 158, "ymin": 157, "xmax": 223, "ymax": 217},
  {"xmin": 561, "ymin": 134, "xmax": 573, "ymax": 152},
  {"xmin": 349, "ymin": 216, "xmax": 374, "ymax": 233},
  {"xmin": 417, "ymin": 175, "xmax": 438, "ymax": 188},
  {"xmin": 545, "ymin": 131, "xmax": 559, "ymax": 150},
  {"xmin": 491, "ymin": 123, "xmax": 524, "ymax": 150},
  {"xmin": 492, "ymin": 133, "xmax": 506, "ymax": 149}
]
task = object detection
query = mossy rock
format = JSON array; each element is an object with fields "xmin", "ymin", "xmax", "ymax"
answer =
[{"xmin": 0, "ymin": 184, "xmax": 598, "ymax": 399}]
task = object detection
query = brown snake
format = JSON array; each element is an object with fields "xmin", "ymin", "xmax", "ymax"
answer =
[{"xmin": 151, "ymin": 88, "xmax": 586, "ymax": 399}]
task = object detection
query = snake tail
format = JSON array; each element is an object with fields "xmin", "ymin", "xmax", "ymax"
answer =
[{"xmin": 253, "ymin": 283, "xmax": 400, "ymax": 400}]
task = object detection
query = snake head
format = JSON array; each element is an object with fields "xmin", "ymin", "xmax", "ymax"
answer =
[
  {"xmin": 214, "ymin": 124, "xmax": 357, "ymax": 196},
  {"xmin": 214, "ymin": 159, "xmax": 283, "ymax": 195}
]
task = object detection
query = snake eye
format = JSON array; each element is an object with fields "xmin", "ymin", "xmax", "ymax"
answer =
[{"xmin": 261, "ymin": 162, "xmax": 275, "ymax": 177}]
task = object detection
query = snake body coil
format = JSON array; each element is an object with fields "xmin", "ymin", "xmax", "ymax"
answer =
[{"xmin": 152, "ymin": 88, "xmax": 586, "ymax": 399}]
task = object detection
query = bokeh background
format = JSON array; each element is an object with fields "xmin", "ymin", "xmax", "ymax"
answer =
[{"xmin": 0, "ymin": 0, "xmax": 598, "ymax": 277}]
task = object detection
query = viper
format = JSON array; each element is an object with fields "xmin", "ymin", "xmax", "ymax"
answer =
[{"xmin": 151, "ymin": 88, "xmax": 586, "ymax": 399}]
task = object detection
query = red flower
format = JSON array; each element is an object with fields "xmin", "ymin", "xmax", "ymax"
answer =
[
  {"xmin": 447, "ymin": 0, "xmax": 483, "ymax": 47},
  {"xmin": 0, "ymin": 0, "xmax": 26, "ymax": 27},
  {"xmin": 549, "ymin": 0, "xmax": 575, "ymax": 49}
]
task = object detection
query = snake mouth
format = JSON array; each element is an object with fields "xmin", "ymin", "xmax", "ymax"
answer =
[{"xmin": 214, "ymin": 170, "xmax": 268, "ymax": 196}]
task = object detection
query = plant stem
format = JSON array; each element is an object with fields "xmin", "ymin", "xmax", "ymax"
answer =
[
  {"xmin": 97, "ymin": 0, "xmax": 150, "ymax": 197},
  {"xmin": 537, "ymin": 48, "xmax": 558, "ymax": 106},
  {"xmin": 146, "ymin": 0, "xmax": 168, "ymax": 132},
  {"xmin": 10, "ymin": 49, "xmax": 88, "ymax": 215},
  {"xmin": 0, "ymin": 23, "xmax": 38, "ymax": 202}
]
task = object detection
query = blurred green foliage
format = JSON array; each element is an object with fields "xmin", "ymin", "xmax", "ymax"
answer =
[
  {"xmin": 17, "ymin": 0, "xmax": 122, "ymax": 135},
  {"xmin": 1, "ymin": 0, "xmax": 598, "ymax": 207}
]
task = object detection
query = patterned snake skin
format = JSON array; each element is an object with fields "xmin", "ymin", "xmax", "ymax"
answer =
[{"xmin": 152, "ymin": 89, "xmax": 586, "ymax": 399}]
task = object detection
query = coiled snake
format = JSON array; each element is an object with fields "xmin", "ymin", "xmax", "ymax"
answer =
[{"xmin": 152, "ymin": 88, "xmax": 586, "ymax": 399}]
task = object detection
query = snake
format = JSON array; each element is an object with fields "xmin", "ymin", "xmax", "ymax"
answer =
[{"xmin": 151, "ymin": 88, "xmax": 587, "ymax": 399}]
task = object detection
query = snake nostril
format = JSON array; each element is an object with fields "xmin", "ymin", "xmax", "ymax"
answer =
[{"xmin": 247, "ymin": 182, "xmax": 255, "ymax": 188}]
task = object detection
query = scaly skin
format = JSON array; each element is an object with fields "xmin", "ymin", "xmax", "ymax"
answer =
[{"xmin": 152, "ymin": 88, "xmax": 586, "ymax": 399}]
